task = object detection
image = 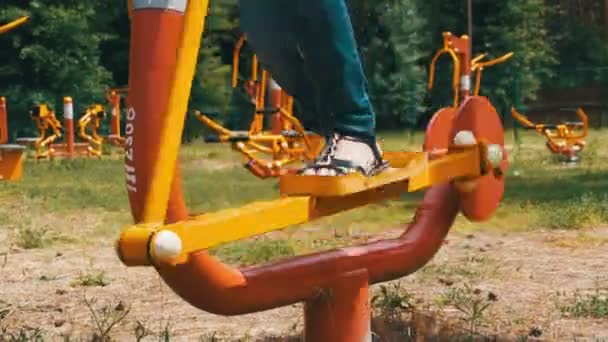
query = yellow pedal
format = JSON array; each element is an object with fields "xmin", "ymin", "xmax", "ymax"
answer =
[
  {"xmin": 279, "ymin": 148, "xmax": 483, "ymax": 197},
  {"xmin": 279, "ymin": 152, "xmax": 430, "ymax": 197}
]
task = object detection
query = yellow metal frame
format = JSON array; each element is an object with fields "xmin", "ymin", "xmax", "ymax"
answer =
[
  {"xmin": 31, "ymin": 104, "xmax": 63, "ymax": 159},
  {"xmin": 117, "ymin": 4, "xmax": 503, "ymax": 266},
  {"xmin": 120, "ymin": 142, "xmax": 494, "ymax": 265},
  {"xmin": 141, "ymin": 0, "xmax": 210, "ymax": 223},
  {"xmin": 471, "ymin": 52, "xmax": 514, "ymax": 96},
  {"xmin": 196, "ymin": 109, "xmax": 324, "ymax": 175},
  {"xmin": 197, "ymin": 34, "xmax": 324, "ymax": 177},
  {"xmin": 511, "ymin": 107, "xmax": 588, "ymax": 153},
  {"xmin": 30, "ymin": 103, "xmax": 101, "ymax": 159},
  {"xmin": 78, "ymin": 104, "xmax": 106, "ymax": 157},
  {"xmin": 428, "ymin": 32, "xmax": 513, "ymax": 107},
  {"xmin": 429, "ymin": 43, "xmax": 461, "ymax": 107},
  {"xmin": 0, "ymin": 16, "xmax": 29, "ymax": 35}
]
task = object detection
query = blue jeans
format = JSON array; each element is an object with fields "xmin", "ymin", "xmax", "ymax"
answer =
[{"xmin": 239, "ymin": 0, "xmax": 376, "ymax": 138}]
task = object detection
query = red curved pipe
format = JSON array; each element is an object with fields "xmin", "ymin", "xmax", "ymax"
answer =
[{"xmin": 158, "ymin": 183, "xmax": 459, "ymax": 316}]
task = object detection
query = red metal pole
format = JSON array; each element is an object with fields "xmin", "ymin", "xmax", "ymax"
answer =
[
  {"xmin": 268, "ymin": 78, "xmax": 283, "ymax": 134},
  {"xmin": 63, "ymin": 97, "xmax": 75, "ymax": 158},
  {"xmin": 460, "ymin": 36, "xmax": 472, "ymax": 100},
  {"xmin": 0, "ymin": 97, "xmax": 8, "ymax": 144},
  {"xmin": 304, "ymin": 270, "xmax": 372, "ymax": 342},
  {"xmin": 111, "ymin": 91, "xmax": 121, "ymax": 137}
]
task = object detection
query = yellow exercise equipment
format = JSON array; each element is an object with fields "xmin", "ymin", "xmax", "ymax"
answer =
[
  {"xmin": 78, "ymin": 104, "xmax": 107, "ymax": 157},
  {"xmin": 195, "ymin": 35, "xmax": 324, "ymax": 178}
]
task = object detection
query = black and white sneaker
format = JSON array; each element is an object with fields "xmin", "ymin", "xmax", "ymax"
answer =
[{"xmin": 299, "ymin": 133, "xmax": 389, "ymax": 176}]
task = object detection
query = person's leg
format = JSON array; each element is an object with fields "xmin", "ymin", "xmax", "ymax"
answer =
[
  {"xmin": 296, "ymin": 0, "xmax": 375, "ymax": 139},
  {"xmin": 239, "ymin": 0, "xmax": 320, "ymax": 131},
  {"xmin": 294, "ymin": 0, "xmax": 387, "ymax": 176}
]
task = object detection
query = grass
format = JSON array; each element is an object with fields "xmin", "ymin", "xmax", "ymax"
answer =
[
  {"xmin": 545, "ymin": 231, "xmax": 608, "ymax": 249},
  {"xmin": 71, "ymin": 270, "xmax": 110, "ymax": 287},
  {"xmin": 13, "ymin": 225, "xmax": 48, "ymax": 249},
  {"xmin": 210, "ymin": 238, "xmax": 296, "ymax": 266},
  {"xmin": 436, "ymin": 283, "xmax": 498, "ymax": 335},
  {"xmin": 420, "ymin": 254, "xmax": 501, "ymax": 283},
  {"xmin": 558, "ymin": 284, "xmax": 608, "ymax": 319},
  {"xmin": 84, "ymin": 296, "xmax": 131, "ymax": 341},
  {"xmin": 371, "ymin": 282, "xmax": 416, "ymax": 320},
  {"xmin": 0, "ymin": 130, "xmax": 605, "ymax": 342},
  {"xmin": 1, "ymin": 129, "xmax": 608, "ymax": 259}
]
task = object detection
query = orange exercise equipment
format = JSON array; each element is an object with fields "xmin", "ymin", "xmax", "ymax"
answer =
[
  {"xmin": 104, "ymin": 87, "xmax": 128, "ymax": 147},
  {"xmin": 78, "ymin": 103, "xmax": 107, "ymax": 157},
  {"xmin": 512, "ymin": 107, "xmax": 588, "ymax": 162},
  {"xmin": 425, "ymin": 32, "xmax": 512, "ymax": 220},
  {"xmin": 29, "ymin": 98, "xmax": 96, "ymax": 160},
  {"xmin": 0, "ymin": 97, "xmax": 26, "ymax": 181},
  {"xmin": 195, "ymin": 35, "xmax": 324, "ymax": 179},
  {"xmin": 116, "ymin": 3, "xmax": 507, "ymax": 340},
  {"xmin": 428, "ymin": 32, "xmax": 514, "ymax": 109},
  {"xmin": 0, "ymin": 17, "xmax": 29, "ymax": 180}
]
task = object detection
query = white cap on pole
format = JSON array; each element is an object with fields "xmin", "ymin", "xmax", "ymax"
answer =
[
  {"xmin": 63, "ymin": 97, "xmax": 74, "ymax": 120},
  {"xmin": 132, "ymin": 0, "xmax": 187, "ymax": 12}
]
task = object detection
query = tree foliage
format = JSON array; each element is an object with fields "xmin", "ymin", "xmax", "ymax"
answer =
[
  {"xmin": 0, "ymin": 0, "xmax": 606, "ymax": 139},
  {"xmin": 1, "ymin": 1, "xmax": 114, "ymax": 136},
  {"xmin": 350, "ymin": 0, "xmax": 427, "ymax": 128}
]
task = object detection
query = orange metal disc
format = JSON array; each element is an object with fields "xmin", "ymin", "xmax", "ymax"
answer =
[
  {"xmin": 450, "ymin": 96, "xmax": 507, "ymax": 221},
  {"xmin": 424, "ymin": 107, "xmax": 457, "ymax": 152}
]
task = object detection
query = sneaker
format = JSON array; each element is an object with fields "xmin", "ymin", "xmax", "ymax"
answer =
[{"xmin": 299, "ymin": 133, "xmax": 389, "ymax": 176}]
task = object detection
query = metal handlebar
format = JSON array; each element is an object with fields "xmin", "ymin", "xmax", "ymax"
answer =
[
  {"xmin": 428, "ymin": 47, "xmax": 461, "ymax": 108},
  {"xmin": 0, "ymin": 16, "xmax": 29, "ymax": 35},
  {"xmin": 472, "ymin": 52, "xmax": 514, "ymax": 96}
]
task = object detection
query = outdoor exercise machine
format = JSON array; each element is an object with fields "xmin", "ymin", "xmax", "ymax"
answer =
[
  {"xmin": 428, "ymin": 32, "xmax": 514, "ymax": 108},
  {"xmin": 78, "ymin": 103, "xmax": 107, "ymax": 157},
  {"xmin": 0, "ymin": 97, "xmax": 26, "ymax": 181},
  {"xmin": 426, "ymin": 31, "xmax": 513, "ymax": 154},
  {"xmin": 24, "ymin": 90, "xmax": 126, "ymax": 158},
  {"xmin": 29, "ymin": 97, "xmax": 95, "ymax": 159},
  {"xmin": 116, "ymin": 2, "xmax": 507, "ymax": 340},
  {"xmin": 195, "ymin": 35, "xmax": 324, "ymax": 178},
  {"xmin": 105, "ymin": 87, "xmax": 127, "ymax": 147},
  {"xmin": 0, "ymin": 17, "xmax": 29, "ymax": 181},
  {"xmin": 511, "ymin": 107, "xmax": 588, "ymax": 163}
]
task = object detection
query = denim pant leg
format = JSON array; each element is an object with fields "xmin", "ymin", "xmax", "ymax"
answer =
[
  {"xmin": 295, "ymin": 0, "xmax": 376, "ymax": 138},
  {"xmin": 239, "ymin": 0, "xmax": 320, "ymax": 131}
]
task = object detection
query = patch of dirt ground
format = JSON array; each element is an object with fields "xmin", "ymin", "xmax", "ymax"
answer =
[{"xmin": 1, "ymin": 227, "xmax": 607, "ymax": 341}]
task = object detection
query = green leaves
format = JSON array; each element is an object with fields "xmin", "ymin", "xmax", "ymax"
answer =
[
  {"xmin": 1, "ymin": 1, "xmax": 113, "ymax": 137},
  {"xmin": 0, "ymin": 0, "xmax": 605, "ymax": 140}
]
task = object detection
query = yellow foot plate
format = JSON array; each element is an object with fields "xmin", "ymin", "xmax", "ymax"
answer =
[{"xmin": 279, "ymin": 152, "xmax": 429, "ymax": 197}]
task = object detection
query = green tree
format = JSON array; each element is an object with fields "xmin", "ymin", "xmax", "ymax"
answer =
[
  {"xmin": 184, "ymin": 0, "xmax": 240, "ymax": 141},
  {"xmin": 0, "ymin": 1, "xmax": 113, "ymax": 138},
  {"xmin": 350, "ymin": 0, "xmax": 429, "ymax": 128},
  {"xmin": 546, "ymin": 0, "xmax": 608, "ymax": 88},
  {"xmin": 373, "ymin": 0, "xmax": 428, "ymax": 127},
  {"xmin": 418, "ymin": 0, "xmax": 558, "ymax": 118},
  {"xmin": 477, "ymin": 0, "xmax": 558, "ymax": 114}
]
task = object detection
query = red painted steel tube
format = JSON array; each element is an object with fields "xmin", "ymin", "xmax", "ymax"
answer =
[
  {"xmin": 156, "ymin": 183, "xmax": 458, "ymax": 315},
  {"xmin": 304, "ymin": 269, "xmax": 372, "ymax": 341},
  {"xmin": 0, "ymin": 97, "xmax": 8, "ymax": 144},
  {"xmin": 268, "ymin": 78, "xmax": 283, "ymax": 134},
  {"xmin": 63, "ymin": 97, "xmax": 75, "ymax": 158},
  {"xmin": 110, "ymin": 91, "xmax": 121, "ymax": 137}
]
